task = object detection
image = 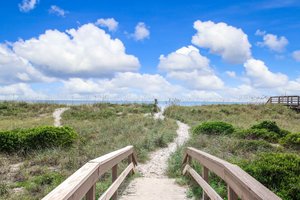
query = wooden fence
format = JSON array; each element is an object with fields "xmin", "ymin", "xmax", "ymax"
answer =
[
  {"xmin": 182, "ymin": 147, "xmax": 281, "ymax": 200},
  {"xmin": 42, "ymin": 146, "xmax": 137, "ymax": 200},
  {"xmin": 266, "ymin": 96, "xmax": 300, "ymax": 107}
]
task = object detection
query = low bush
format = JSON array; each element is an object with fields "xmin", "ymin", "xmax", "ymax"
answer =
[
  {"xmin": 251, "ymin": 121, "xmax": 289, "ymax": 137},
  {"xmin": 0, "ymin": 126, "xmax": 78, "ymax": 152},
  {"xmin": 234, "ymin": 121, "xmax": 290, "ymax": 142},
  {"xmin": 193, "ymin": 121, "xmax": 234, "ymax": 135},
  {"xmin": 280, "ymin": 132, "xmax": 300, "ymax": 149},
  {"xmin": 238, "ymin": 153, "xmax": 300, "ymax": 200},
  {"xmin": 234, "ymin": 128, "xmax": 280, "ymax": 142}
]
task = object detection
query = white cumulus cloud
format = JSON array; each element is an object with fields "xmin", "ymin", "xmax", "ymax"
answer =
[
  {"xmin": 13, "ymin": 23, "xmax": 140, "ymax": 78},
  {"xmin": 0, "ymin": 83, "xmax": 46, "ymax": 99},
  {"xmin": 95, "ymin": 18, "xmax": 119, "ymax": 32},
  {"xmin": 292, "ymin": 50, "xmax": 300, "ymax": 62},
  {"xmin": 244, "ymin": 58, "xmax": 288, "ymax": 88},
  {"xmin": 158, "ymin": 46, "xmax": 224, "ymax": 90},
  {"xmin": 49, "ymin": 5, "xmax": 68, "ymax": 17},
  {"xmin": 0, "ymin": 44, "xmax": 53, "ymax": 84},
  {"xmin": 192, "ymin": 20, "xmax": 251, "ymax": 64},
  {"xmin": 158, "ymin": 45, "xmax": 210, "ymax": 72},
  {"xmin": 132, "ymin": 22, "xmax": 150, "ymax": 41},
  {"xmin": 62, "ymin": 72, "xmax": 222, "ymax": 101},
  {"xmin": 256, "ymin": 30, "xmax": 288, "ymax": 52},
  {"xmin": 19, "ymin": 0, "xmax": 38, "ymax": 12}
]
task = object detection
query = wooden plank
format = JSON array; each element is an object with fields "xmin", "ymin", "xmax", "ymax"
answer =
[
  {"xmin": 184, "ymin": 147, "xmax": 282, "ymax": 200},
  {"xmin": 42, "ymin": 146, "xmax": 134, "ymax": 200},
  {"xmin": 42, "ymin": 162, "xmax": 99, "ymax": 200},
  {"xmin": 227, "ymin": 186, "xmax": 238, "ymax": 200},
  {"xmin": 86, "ymin": 184, "xmax": 96, "ymax": 200},
  {"xmin": 111, "ymin": 164, "xmax": 118, "ymax": 200},
  {"xmin": 202, "ymin": 166, "xmax": 209, "ymax": 200},
  {"xmin": 184, "ymin": 165, "xmax": 223, "ymax": 200},
  {"xmin": 99, "ymin": 163, "xmax": 134, "ymax": 200}
]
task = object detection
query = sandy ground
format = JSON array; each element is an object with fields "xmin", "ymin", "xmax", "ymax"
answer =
[
  {"xmin": 120, "ymin": 109, "xmax": 191, "ymax": 200},
  {"xmin": 53, "ymin": 107, "xmax": 69, "ymax": 127},
  {"xmin": 137, "ymin": 121, "xmax": 189, "ymax": 178}
]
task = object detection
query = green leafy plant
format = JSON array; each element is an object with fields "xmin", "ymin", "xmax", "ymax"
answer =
[
  {"xmin": 0, "ymin": 126, "xmax": 78, "ymax": 152},
  {"xmin": 251, "ymin": 121, "xmax": 289, "ymax": 137},
  {"xmin": 238, "ymin": 153, "xmax": 300, "ymax": 200},
  {"xmin": 193, "ymin": 121, "xmax": 235, "ymax": 135},
  {"xmin": 280, "ymin": 132, "xmax": 300, "ymax": 149},
  {"xmin": 234, "ymin": 121, "xmax": 290, "ymax": 142},
  {"xmin": 234, "ymin": 128, "xmax": 280, "ymax": 142}
]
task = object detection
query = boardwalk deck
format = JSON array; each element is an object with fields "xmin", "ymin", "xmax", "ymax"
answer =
[{"xmin": 266, "ymin": 96, "xmax": 300, "ymax": 110}]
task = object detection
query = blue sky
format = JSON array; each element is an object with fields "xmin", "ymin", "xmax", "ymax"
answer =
[{"xmin": 0, "ymin": 0, "xmax": 300, "ymax": 101}]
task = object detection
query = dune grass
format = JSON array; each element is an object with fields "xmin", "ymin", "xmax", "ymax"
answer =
[
  {"xmin": 165, "ymin": 104, "xmax": 300, "ymax": 200},
  {"xmin": 0, "ymin": 102, "xmax": 177, "ymax": 200},
  {"xmin": 164, "ymin": 104, "xmax": 300, "ymax": 131},
  {"xmin": 0, "ymin": 101, "xmax": 59, "ymax": 131}
]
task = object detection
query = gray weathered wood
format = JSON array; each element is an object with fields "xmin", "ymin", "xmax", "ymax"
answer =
[
  {"xmin": 98, "ymin": 163, "xmax": 134, "ymax": 200},
  {"xmin": 185, "ymin": 165, "xmax": 223, "ymax": 200},
  {"xmin": 86, "ymin": 184, "xmax": 96, "ymax": 200},
  {"xmin": 183, "ymin": 147, "xmax": 282, "ymax": 200},
  {"xmin": 227, "ymin": 185, "xmax": 238, "ymax": 200},
  {"xmin": 202, "ymin": 166, "xmax": 209, "ymax": 200},
  {"xmin": 42, "ymin": 146, "xmax": 136, "ymax": 200},
  {"xmin": 111, "ymin": 164, "xmax": 118, "ymax": 200}
]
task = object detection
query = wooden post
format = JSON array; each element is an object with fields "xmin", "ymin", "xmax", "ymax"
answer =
[
  {"xmin": 202, "ymin": 166, "xmax": 209, "ymax": 200},
  {"xmin": 112, "ymin": 164, "xmax": 118, "ymax": 200},
  {"xmin": 187, "ymin": 155, "xmax": 192, "ymax": 165},
  {"xmin": 228, "ymin": 185, "xmax": 238, "ymax": 200},
  {"xmin": 86, "ymin": 184, "xmax": 96, "ymax": 200},
  {"xmin": 128, "ymin": 154, "xmax": 133, "ymax": 175}
]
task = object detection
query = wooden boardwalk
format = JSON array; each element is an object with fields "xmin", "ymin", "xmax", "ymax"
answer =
[
  {"xmin": 42, "ymin": 145, "xmax": 282, "ymax": 200},
  {"xmin": 266, "ymin": 95, "xmax": 300, "ymax": 110}
]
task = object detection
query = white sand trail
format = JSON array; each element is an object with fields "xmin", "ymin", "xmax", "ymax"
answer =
[
  {"xmin": 53, "ymin": 107, "xmax": 69, "ymax": 127},
  {"xmin": 120, "ymin": 109, "xmax": 191, "ymax": 200}
]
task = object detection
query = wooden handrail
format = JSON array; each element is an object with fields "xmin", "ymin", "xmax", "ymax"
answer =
[
  {"xmin": 266, "ymin": 96, "xmax": 300, "ymax": 106},
  {"xmin": 182, "ymin": 147, "xmax": 282, "ymax": 200},
  {"xmin": 43, "ymin": 146, "xmax": 137, "ymax": 200}
]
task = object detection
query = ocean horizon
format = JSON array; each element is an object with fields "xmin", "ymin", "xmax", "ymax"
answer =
[{"xmin": 0, "ymin": 99, "xmax": 264, "ymax": 107}]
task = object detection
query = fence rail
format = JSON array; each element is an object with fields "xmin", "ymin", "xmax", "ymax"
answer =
[
  {"xmin": 266, "ymin": 96, "xmax": 300, "ymax": 107},
  {"xmin": 42, "ymin": 146, "xmax": 137, "ymax": 200},
  {"xmin": 182, "ymin": 147, "xmax": 281, "ymax": 200}
]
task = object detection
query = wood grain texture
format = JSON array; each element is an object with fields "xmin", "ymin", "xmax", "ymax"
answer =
[{"xmin": 183, "ymin": 147, "xmax": 282, "ymax": 200}]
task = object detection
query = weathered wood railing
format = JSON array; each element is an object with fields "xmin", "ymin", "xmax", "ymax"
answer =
[
  {"xmin": 182, "ymin": 147, "xmax": 281, "ymax": 200},
  {"xmin": 266, "ymin": 95, "xmax": 300, "ymax": 106},
  {"xmin": 42, "ymin": 146, "xmax": 137, "ymax": 200}
]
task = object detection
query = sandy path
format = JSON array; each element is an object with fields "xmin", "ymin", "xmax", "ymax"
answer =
[
  {"xmin": 53, "ymin": 107, "xmax": 69, "ymax": 127},
  {"xmin": 120, "ymin": 109, "xmax": 191, "ymax": 200},
  {"xmin": 137, "ymin": 120, "xmax": 189, "ymax": 177}
]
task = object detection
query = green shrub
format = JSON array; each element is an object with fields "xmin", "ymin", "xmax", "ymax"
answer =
[
  {"xmin": 0, "ymin": 126, "xmax": 78, "ymax": 152},
  {"xmin": 193, "ymin": 121, "xmax": 234, "ymax": 135},
  {"xmin": 234, "ymin": 128, "xmax": 280, "ymax": 142},
  {"xmin": 280, "ymin": 133, "xmax": 300, "ymax": 149},
  {"xmin": 251, "ymin": 121, "xmax": 289, "ymax": 137},
  {"xmin": 234, "ymin": 121, "xmax": 290, "ymax": 142},
  {"xmin": 238, "ymin": 153, "xmax": 300, "ymax": 200}
]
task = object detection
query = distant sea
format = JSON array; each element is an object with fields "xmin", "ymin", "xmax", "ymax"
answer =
[{"xmin": 12, "ymin": 99, "xmax": 258, "ymax": 107}]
